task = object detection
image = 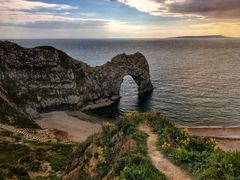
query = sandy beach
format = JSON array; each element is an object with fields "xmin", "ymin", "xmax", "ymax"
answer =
[
  {"xmin": 35, "ymin": 111, "xmax": 240, "ymax": 151},
  {"xmin": 35, "ymin": 111, "xmax": 102, "ymax": 143}
]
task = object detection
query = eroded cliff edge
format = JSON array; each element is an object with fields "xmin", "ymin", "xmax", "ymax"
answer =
[{"xmin": 0, "ymin": 41, "xmax": 153, "ymax": 120}]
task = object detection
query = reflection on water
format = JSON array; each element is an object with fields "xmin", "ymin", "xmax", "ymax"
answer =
[{"xmin": 136, "ymin": 91, "xmax": 153, "ymax": 112}]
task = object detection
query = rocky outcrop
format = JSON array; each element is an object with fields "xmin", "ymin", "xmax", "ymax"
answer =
[{"xmin": 0, "ymin": 41, "xmax": 153, "ymax": 117}]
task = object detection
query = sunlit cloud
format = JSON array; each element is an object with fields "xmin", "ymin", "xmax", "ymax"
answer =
[
  {"xmin": 113, "ymin": 0, "xmax": 162, "ymax": 14},
  {"xmin": 112, "ymin": 0, "xmax": 240, "ymax": 19}
]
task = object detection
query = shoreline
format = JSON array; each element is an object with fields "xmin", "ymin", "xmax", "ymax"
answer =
[
  {"xmin": 187, "ymin": 127, "xmax": 240, "ymax": 139},
  {"xmin": 187, "ymin": 127, "xmax": 240, "ymax": 152},
  {"xmin": 34, "ymin": 110, "xmax": 240, "ymax": 151},
  {"xmin": 179, "ymin": 125, "xmax": 240, "ymax": 128}
]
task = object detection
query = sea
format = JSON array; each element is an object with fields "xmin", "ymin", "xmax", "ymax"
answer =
[{"xmin": 11, "ymin": 38, "xmax": 240, "ymax": 126}]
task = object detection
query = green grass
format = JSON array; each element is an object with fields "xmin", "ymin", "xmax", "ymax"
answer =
[
  {"xmin": 118, "ymin": 130, "xmax": 166, "ymax": 180},
  {"xmin": 0, "ymin": 141, "xmax": 77, "ymax": 179},
  {"xmin": 72, "ymin": 113, "xmax": 166, "ymax": 180}
]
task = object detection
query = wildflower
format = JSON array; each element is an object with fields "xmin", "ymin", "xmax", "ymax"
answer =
[
  {"xmin": 176, "ymin": 147, "xmax": 182, "ymax": 152},
  {"xmin": 179, "ymin": 137, "xmax": 190, "ymax": 148},
  {"xmin": 181, "ymin": 128, "xmax": 189, "ymax": 136},
  {"xmin": 210, "ymin": 138, "xmax": 215, "ymax": 142},
  {"xmin": 96, "ymin": 146, "xmax": 105, "ymax": 163},
  {"xmin": 213, "ymin": 145, "xmax": 218, "ymax": 152},
  {"xmin": 161, "ymin": 142, "xmax": 170, "ymax": 149},
  {"xmin": 209, "ymin": 138, "xmax": 218, "ymax": 151},
  {"xmin": 103, "ymin": 121, "xmax": 112, "ymax": 127},
  {"xmin": 127, "ymin": 111, "xmax": 139, "ymax": 117},
  {"xmin": 83, "ymin": 164, "xmax": 89, "ymax": 173}
]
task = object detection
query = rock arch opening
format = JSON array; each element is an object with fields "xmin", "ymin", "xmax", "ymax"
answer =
[
  {"xmin": 120, "ymin": 75, "xmax": 139, "ymax": 99},
  {"xmin": 119, "ymin": 75, "xmax": 153, "ymax": 113}
]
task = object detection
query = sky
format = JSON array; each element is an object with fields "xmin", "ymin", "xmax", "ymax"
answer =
[{"xmin": 0, "ymin": 0, "xmax": 240, "ymax": 38}]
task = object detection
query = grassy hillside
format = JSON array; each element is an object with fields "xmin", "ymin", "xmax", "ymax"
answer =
[
  {"xmin": 64, "ymin": 114, "xmax": 166, "ymax": 179},
  {"xmin": 1, "ymin": 112, "xmax": 240, "ymax": 179}
]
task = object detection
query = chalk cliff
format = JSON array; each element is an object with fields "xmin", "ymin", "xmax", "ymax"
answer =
[{"xmin": 0, "ymin": 41, "xmax": 153, "ymax": 119}]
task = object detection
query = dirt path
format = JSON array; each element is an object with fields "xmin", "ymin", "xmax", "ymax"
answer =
[{"xmin": 139, "ymin": 124, "xmax": 192, "ymax": 180}]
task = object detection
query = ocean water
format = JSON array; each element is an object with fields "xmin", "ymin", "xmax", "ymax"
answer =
[{"xmin": 11, "ymin": 39, "xmax": 240, "ymax": 126}]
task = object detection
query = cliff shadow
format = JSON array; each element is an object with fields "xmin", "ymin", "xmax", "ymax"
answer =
[{"xmin": 86, "ymin": 75, "xmax": 153, "ymax": 119}]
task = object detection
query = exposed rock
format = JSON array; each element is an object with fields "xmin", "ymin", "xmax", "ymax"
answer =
[{"xmin": 0, "ymin": 41, "xmax": 153, "ymax": 118}]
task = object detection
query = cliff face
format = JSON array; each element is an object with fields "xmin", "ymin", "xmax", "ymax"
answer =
[{"xmin": 0, "ymin": 41, "xmax": 153, "ymax": 117}]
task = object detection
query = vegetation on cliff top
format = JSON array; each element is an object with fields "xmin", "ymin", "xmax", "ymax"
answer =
[
  {"xmin": 146, "ymin": 112, "xmax": 240, "ymax": 179},
  {"xmin": 1, "ymin": 112, "xmax": 240, "ymax": 179},
  {"xmin": 63, "ymin": 112, "xmax": 240, "ymax": 179},
  {"xmin": 64, "ymin": 113, "xmax": 166, "ymax": 179}
]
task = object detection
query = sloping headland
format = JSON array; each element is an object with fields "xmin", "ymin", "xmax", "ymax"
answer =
[{"xmin": 175, "ymin": 35, "xmax": 229, "ymax": 38}]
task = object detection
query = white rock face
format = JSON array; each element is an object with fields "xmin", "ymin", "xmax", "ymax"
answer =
[{"xmin": 0, "ymin": 41, "xmax": 153, "ymax": 116}]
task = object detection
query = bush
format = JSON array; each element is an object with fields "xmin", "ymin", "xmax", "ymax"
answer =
[{"xmin": 120, "ymin": 164, "xmax": 166, "ymax": 180}]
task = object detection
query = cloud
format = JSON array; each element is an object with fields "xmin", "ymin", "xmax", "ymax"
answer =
[
  {"xmin": 1, "ymin": 19, "xmax": 109, "ymax": 29},
  {"xmin": 0, "ymin": 0, "xmax": 77, "ymax": 11},
  {"xmin": 112, "ymin": 0, "xmax": 240, "ymax": 19},
  {"xmin": 0, "ymin": 0, "xmax": 110, "ymax": 30},
  {"xmin": 0, "ymin": 10, "xmax": 109, "ymax": 25}
]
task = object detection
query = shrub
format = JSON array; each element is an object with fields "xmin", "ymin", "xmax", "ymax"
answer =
[{"xmin": 120, "ymin": 165, "xmax": 166, "ymax": 180}]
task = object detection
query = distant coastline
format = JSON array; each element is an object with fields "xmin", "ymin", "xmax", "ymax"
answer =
[{"xmin": 175, "ymin": 35, "xmax": 229, "ymax": 39}]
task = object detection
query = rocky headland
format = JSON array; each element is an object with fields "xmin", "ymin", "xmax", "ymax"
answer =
[{"xmin": 0, "ymin": 40, "xmax": 153, "ymax": 127}]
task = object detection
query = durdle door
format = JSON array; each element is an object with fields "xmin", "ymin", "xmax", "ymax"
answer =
[{"xmin": 0, "ymin": 41, "xmax": 153, "ymax": 117}]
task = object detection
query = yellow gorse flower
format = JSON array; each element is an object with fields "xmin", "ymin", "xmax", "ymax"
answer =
[
  {"xmin": 127, "ymin": 111, "xmax": 139, "ymax": 117},
  {"xmin": 96, "ymin": 146, "xmax": 105, "ymax": 163},
  {"xmin": 181, "ymin": 137, "xmax": 190, "ymax": 145},
  {"xmin": 181, "ymin": 128, "xmax": 189, "ymax": 136},
  {"xmin": 103, "ymin": 121, "xmax": 112, "ymax": 127},
  {"xmin": 176, "ymin": 147, "xmax": 183, "ymax": 152},
  {"xmin": 209, "ymin": 138, "xmax": 218, "ymax": 152},
  {"xmin": 161, "ymin": 142, "xmax": 171, "ymax": 149},
  {"xmin": 83, "ymin": 164, "xmax": 89, "ymax": 173}
]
